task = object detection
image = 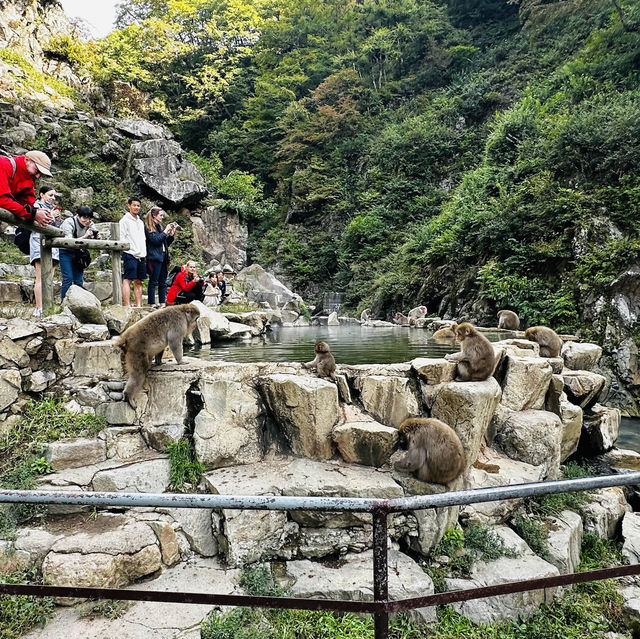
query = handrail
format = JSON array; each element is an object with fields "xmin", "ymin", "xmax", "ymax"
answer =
[{"xmin": 2, "ymin": 471, "xmax": 639, "ymax": 639}]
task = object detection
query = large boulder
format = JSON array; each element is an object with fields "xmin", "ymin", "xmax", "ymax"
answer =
[
  {"xmin": 129, "ymin": 138, "xmax": 207, "ymax": 205},
  {"xmin": 72, "ymin": 340, "xmax": 124, "ymax": 379},
  {"xmin": 63, "ymin": 285, "xmax": 106, "ymax": 325},
  {"xmin": 494, "ymin": 410, "xmax": 562, "ymax": 478},
  {"xmin": 582, "ymin": 487, "xmax": 630, "ymax": 538},
  {"xmin": 499, "ymin": 356, "xmax": 553, "ymax": 411},
  {"xmin": 0, "ymin": 369, "xmax": 21, "ymax": 412},
  {"xmin": 422, "ymin": 378, "xmax": 502, "ymax": 467},
  {"xmin": 192, "ymin": 206, "xmax": 248, "ymax": 273},
  {"xmin": 353, "ymin": 375, "xmax": 421, "ymax": 429},
  {"xmin": 234, "ymin": 264, "xmax": 297, "ymax": 308},
  {"xmin": 411, "ymin": 358, "xmax": 456, "ymax": 385},
  {"xmin": 581, "ymin": 403, "xmax": 620, "ymax": 453},
  {"xmin": 194, "ymin": 375, "xmax": 265, "ymax": 468},
  {"xmin": 622, "ymin": 512, "xmax": 640, "ymax": 565},
  {"xmin": 561, "ymin": 370, "xmax": 606, "ymax": 408},
  {"xmin": 333, "ymin": 420, "xmax": 399, "ymax": 467},
  {"xmin": 561, "ymin": 341, "xmax": 602, "ymax": 371},
  {"xmin": 260, "ymin": 374, "xmax": 340, "ymax": 460},
  {"xmin": 544, "ymin": 510, "xmax": 583, "ymax": 574}
]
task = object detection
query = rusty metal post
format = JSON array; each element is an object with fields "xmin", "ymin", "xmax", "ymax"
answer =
[{"xmin": 373, "ymin": 508, "xmax": 389, "ymax": 639}]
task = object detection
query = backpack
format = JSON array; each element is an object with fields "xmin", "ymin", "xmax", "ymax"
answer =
[
  {"xmin": 166, "ymin": 265, "xmax": 181, "ymax": 288},
  {"xmin": 5, "ymin": 157, "xmax": 30, "ymax": 255}
]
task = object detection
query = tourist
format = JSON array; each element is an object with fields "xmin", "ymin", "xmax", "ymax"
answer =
[
  {"xmin": 167, "ymin": 260, "xmax": 204, "ymax": 305},
  {"xmin": 144, "ymin": 206, "xmax": 176, "ymax": 309},
  {"xmin": 216, "ymin": 271, "xmax": 227, "ymax": 301},
  {"xmin": 119, "ymin": 197, "xmax": 147, "ymax": 307},
  {"xmin": 59, "ymin": 205, "xmax": 97, "ymax": 300},
  {"xmin": 202, "ymin": 272, "xmax": 222, "ymax": 308},
  {"xmin": 30, "ymin": 186, "xmax": 61, "ymax": 316},
  {"xmin": 0, "ymin": 150, "xmax": 54, "ymax": 227}
]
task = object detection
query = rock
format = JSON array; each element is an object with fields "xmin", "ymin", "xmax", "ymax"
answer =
[
  {"xmin": 92, "ymin": 457, "xmax": 171, "ymax": 493},
  {"xmin": 562, "ymin": 341, "xmax": 602, "ymax": 371},
  {"xmin": 194, "ymin": 375, "xmax": 265, "ymax": 468},
  {"xmin": 623, "ymin": 512, "xmax": 640, "ymax": 564},
  {"xmin": 75, "ymin": 324, "xmax": 110, "ymax": 341},
  {"xmin": 422, "ymin": 378, "xmax": 502, "ymax": 468},
  {"xmin": 0, "ymin": 281, "xmax": 22, "ymax": 302},
  {"xmin": 83, "ymin": 280, "xmax": 113, "ymax": 302},
  {"xmin": 411, "ymin": 358, "xmax": 456, "ymax": 385},
  {"xmin": 69, "ymin": 187, "xmax": 93, "ymax": 206},
  {"xmin": 72, "ymin": 340, "xmax": 124, "ymax": 378},
  {"xmin": 0, "ymin": 336, "xmax": 29, "ymax": 367},
  {"xmin": 3, "ymin": 318, "xmax": 42, "ymax": 340},
  {"xmin": 54, "ymin": 339, "xmax": 76, "ymax": 366},
  {"xmin": 558, "ymin": 394, "xmax": 583, "ymax": 461},
  {"xmin": 44, "ymin": 437, "xmax": 106, "ymax": 470},
  {"xmin": 561, "ymin": 370, "xmax": 606, "ymax": 408},
  {"xmin": 582, "ymin": 403, "xmax": 620, "ymax": 453},
  {"xmin": 0, "ymin": 541, "xmax": 29, "ymax": 574},
  {"xmin": 280, "ymin": 550, "xmax": 436, "ymax": 624},
  {"xmin": 234, "ymin": 264, "xmax": 297, "ymax": 308},
  {"xmin": 103, "ymin": 427, "xmax": 147, "ymax": 460},
  {"xmin": 354, "ymin": 375, "xmax": 421, "ymax": 429},
  {"xmin": 64, "ymin": 285, "xmax": 106, "ymax": 325},
  {"xmin": 226, "ymin": 321, "xmax": 252, "ymax": 339},
  {"xmin": 148, "ymin": 520, "xmax": 181, "ymax": 566},
  {"xmin": 157, "ymin": 508, "xmax": 218, "ymax": 557},
  {"xmin": 29, "ymin": 369, "xmax": 56, "ymax": 392},
  {"xmin": 116, "ymin": 118, "xmax": 167, "ymax": 139},
  {"xmin": 333, "ymin": 421, "xmax": 399, "ymax": 467},
  {"xmin": 0, "ymin": 369, "xmax": 21, "ymax": 412},
  {"xmin": 102, "ymin": 306, "xmax": 146, "ymax": 334},
  {"xmin": 40, "ymin": 314, "xmax": 74, "ymax": 339},
  {"xmin": 129, "ymin": 138, "xmax": 207, "ymax": 205},
  {"xmin": 500, "ymin": 356, "xmax": 553, "ymax": 411},
  {"xmin": 193, "ymin": 206, "xmax": 248, "ymax": 273},
  {"xmin": 447, "ymin": 527, "xmax": 560, "ymax": 624},
  {"xmin": 544, "ymin": 510, "xmax": 583, "ymax": 574},
  {"xmin": 327, "ymin": 311, "xmax": 340, "ymax": 326},
  {"xmin": 297, "ymin": 526, "xmax": 373, "ymax": 558},
  {"xmin": 96, "ymin": 401, "xmax": 137, "ymax": 426},
  {"xmin": 582, "ymin": 487, "xmax": 630, "ymax": 538},
  {"xmin": 462, "ymin": 449, "xmax": 546, "ymax": 525},
  {"xmin": 260, "ymin": 374, "xmax": 340, "ymax": 460},
  {"xmin": 494, "ymin": 410, "xmax": 562, "ymax": 479}
]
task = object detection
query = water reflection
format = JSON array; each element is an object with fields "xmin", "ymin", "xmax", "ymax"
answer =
[
  {"xmin": 618, "ymin": 417, "xmax": 640, "ymax": 453},
  {"xmin": 188, "ymin": 325, "xmax": 506, "ymax": 365}
]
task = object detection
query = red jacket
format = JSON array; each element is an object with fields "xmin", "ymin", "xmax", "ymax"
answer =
[
  {"xmin": 167, "ymin": 267, "xmax": 200, "ymax": 305},
  {"xmin": 0, "ymin": 156, "xmax": 36, "ymax": 220}
]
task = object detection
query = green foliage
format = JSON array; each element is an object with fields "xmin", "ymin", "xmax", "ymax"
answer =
[
  {"xmin": 512, "ymin": 514, "xmax": 550, "ymax": 560},
  {"xmin": 0, "ymin": 236, "xmax": 30, "ymax": 267},
  {"xmin": 165, "ymin": 439, "xmax": 204, "ymax": 489},
  {"xmin": 77, "ymin": 599, "xmax": 133, "ymax": 619},
  {"xmin": 579, "ymin": 531, "xmax": 626, "ymax": 572},
  {"xmin": 0, "ymin": 567, "xmax": 54, "ymax": 639}
]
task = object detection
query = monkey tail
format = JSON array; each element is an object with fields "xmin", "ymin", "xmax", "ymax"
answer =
[{"xmin": 115, "ymin": 334, "xmax": 128, "ymax": 353}]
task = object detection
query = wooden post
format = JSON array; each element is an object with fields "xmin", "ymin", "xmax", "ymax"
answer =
[
  {"xmin": 40, "ymin": 236, "xmax": 54, "ymax": 312},
  {"xmin": 110, "ymin": 223, "xmax": 123, "ymax": 306}
]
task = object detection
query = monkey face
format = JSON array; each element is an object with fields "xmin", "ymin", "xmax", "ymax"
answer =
[{"xmin": 315, "ymin": 340, "xmax": 330, "ymax": 354}]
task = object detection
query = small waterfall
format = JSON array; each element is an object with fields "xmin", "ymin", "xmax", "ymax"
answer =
[{"xmin": 323, "ymin": 292, "xmax": 345, "ymax": 315}]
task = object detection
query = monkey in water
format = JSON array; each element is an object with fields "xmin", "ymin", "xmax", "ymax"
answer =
[
  {"xmin": 445, "ymin": 322, "xmax": 496, "ymax": 381},
  {"xmin": 394, "ymin": 417, "xmax": 465, "ymax": 484},
  {"xmin": 432, "ymin": 323, "xmax": 458, "ymax": 340},
  {"xmin": 115, "ymin": 304, "xmax": 200, "ymax": 408},
  {"xmin": 524, "ymin": 326, "xmax": 563, "ymax": 358},
  {"xmin": 302, "ymin": 340, "xmax": 336, "ymax": 379},
  {"xmin": 497, "ymin": 309, "xmax": 520, "ymax": 330}
]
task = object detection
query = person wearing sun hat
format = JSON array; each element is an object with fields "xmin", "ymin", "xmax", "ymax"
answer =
[{"xmin": 0, "ymin": 150, "xmax": 53, "ymax": 227}]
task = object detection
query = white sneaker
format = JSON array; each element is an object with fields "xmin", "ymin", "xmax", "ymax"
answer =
[{"xmin": 32, "ymin": 308, "xmax": 43, "ymax": 318}]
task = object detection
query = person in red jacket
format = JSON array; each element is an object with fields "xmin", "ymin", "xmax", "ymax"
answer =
[
  {"xmin": 167, "ymin": 260, "xmax": 205, "ymax": 305},
  {"xmin": 0, "ymin": 150, "xmax": 54, "ymax": 227}
]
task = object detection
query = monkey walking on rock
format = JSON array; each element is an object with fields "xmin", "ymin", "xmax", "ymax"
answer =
[
  {"xmin": 115, "ymin": 304, "xmax": 200, "ymax": 408},
  {"xmin": 302, "ymin": 340, "xmax": 336, "ymax": 379},
  {"xmin": 394, "ymin": 417, "xmax": 466, "ymax": 484}
]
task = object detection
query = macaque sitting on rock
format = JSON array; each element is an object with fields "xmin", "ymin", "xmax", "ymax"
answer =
[
  {"xmin": 394, "ymin": 417, "xmax": 465, "ymax": 484},
  {"xmin": 302, "ymin": 340, "xmax": 336, "ymax": 379},
  {"xmin": 432, "ymin": 323, "xmax": 458, "ymax": 340},
  {"xmin": 445, "ymin": 322, "xmax": 496, "ymax": 381},
  {"xmin": 393, "ymin": 312, "xmax": 410, "ymax": 326},
  {"xmin": 116, "ymin": 304, "xmax": 200, "ymax": 408},
  {"xmin": 524, "ymin": 326, "xmax": 563, "ymax": 358}
]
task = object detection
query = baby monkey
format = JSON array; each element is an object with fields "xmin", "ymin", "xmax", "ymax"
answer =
[
  {"xmin": 394, "ymin": 417, "xmax": 466, "ymax": 484},
  {"xmin": 302, "ymin": 340, "xmax": 336, "ymax": 379}
]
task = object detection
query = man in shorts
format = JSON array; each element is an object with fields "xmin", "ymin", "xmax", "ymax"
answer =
[{"xmin": 119, "ymin": 196, "xmax": 147, "ymax": 307}]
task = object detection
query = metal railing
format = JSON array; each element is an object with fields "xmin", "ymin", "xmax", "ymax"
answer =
[{"xmin": 2, "ymin": 471, "xmax": 640, "ymax": 638}]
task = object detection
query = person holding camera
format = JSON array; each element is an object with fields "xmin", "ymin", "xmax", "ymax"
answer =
[
  {"xmin": 144, "ymin": 206, "xmax": 176, "ymax": 309},
  {"xmin": 59, "ymin": 205, "xmax": 96, "ymax": 300},
  {"xmin": 167, "ymin": 260, "xmax": 205, "ymax": 305}
]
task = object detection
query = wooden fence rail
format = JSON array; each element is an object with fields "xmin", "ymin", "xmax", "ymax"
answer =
[{"xmin": 0, "ymin": 209, "xmax": 129, "ymax": 310}]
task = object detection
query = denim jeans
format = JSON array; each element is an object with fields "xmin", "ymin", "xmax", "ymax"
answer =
[
  {"xmin": 59, "ymin": 248, "xmax": 84, "ymax": 300},
  {"xmin": 147, "ymin": 259, "xmax": 168, "ymax": 305}
]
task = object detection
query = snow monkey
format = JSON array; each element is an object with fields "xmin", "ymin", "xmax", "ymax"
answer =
[
  {"xmin": 497, "ymin": 309, "xmax": 520, "ymax": 330},
  {"xmin": 524, "ymin": 325, "xmax": 563, "ymax": 358},
  {"xmin": 394, "ymin": 418, "xmax": 466, "ymax": 484},
  {"xmin": 360, "ymin": 308, "xmax": 371, "ymax": 322},
  {"xmin": 432, "ymin": 323, "xmax": 458, "ymax": 340},
  {"xmin": 303, "ymin": 340, "xmax": 336, "ymax": 379},
  {"xmin": 116, "ymin": 304, "xmax": 200, "ymax": 408},
  {"xmin": 446, "ymin": 322, "xmax": 496, "ymax": 381}
]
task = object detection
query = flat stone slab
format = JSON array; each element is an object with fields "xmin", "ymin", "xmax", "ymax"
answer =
[{"xmin": 24, "ymin": 557, "xmax": 241, "ymax": 639}]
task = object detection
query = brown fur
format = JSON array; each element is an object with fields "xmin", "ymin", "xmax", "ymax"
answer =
[
  {"xmin": 497, "ymin": 309, "xmax": 520, "ymax": 330},
  {"xmin": 524, "ymin": 326, "xmax": 563, "ymax": 358},
  {"xmin": 115, "ymin": 304, "xmax": 200, "ymax": 408},
  {"xmin": 303, "ymin": 340, "xmax": 336, "ymax": 379},
  {"xmin": 395, "ymin": 418, "xmax": 465, "ymax": 484},
  {"xmin": 446, "ymin": 322, "xmax": 496, "ymax": 381},
  {"xmin": 393, "ymin": 312, "xmax": 410, "ymax": 326},
  {"xmin": 432, "ymin": 324, "xmax": 458, "ymax": 340}
]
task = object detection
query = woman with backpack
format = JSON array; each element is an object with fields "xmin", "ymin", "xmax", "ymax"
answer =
[
  {"xmin": 59, "ymin": 205, "xmax": 97, "ymax": 300},
  {"xmin": 30, "ymin": 185, "xmax": 62, "ymax": 317},
  {"xmin": 167, "ymin": 260, "xmax": 204, "ymax": 305},
  {"xmin": 143, "ymin": 206, "xmax": 176, "ymax": 309}
]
